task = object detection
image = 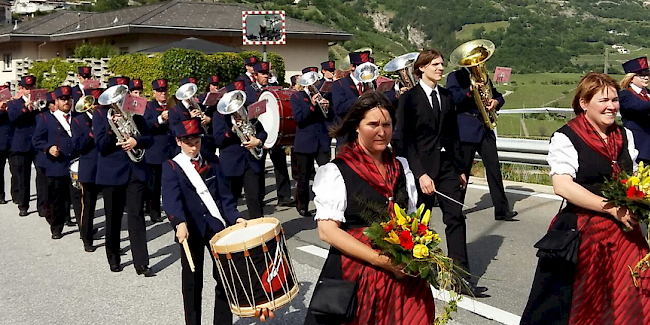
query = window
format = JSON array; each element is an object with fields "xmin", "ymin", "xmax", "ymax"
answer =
[{"xmin": 3, "ymin": 53, "xmax": 11, "ymax": 71}]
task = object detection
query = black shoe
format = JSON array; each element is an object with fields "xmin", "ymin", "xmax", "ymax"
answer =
[
  {"xmin": 457, "ymin": 279, "xmax": 489, "ymax": 297},
  {"xmin": 18, "ymin": 208, "xmax": 28, "ymax": 217},
  {"xmin": 110, "ymin": 264, "xmax": 122, "ymax": 272},
  {"xmin": 495, "ymin": 210, "xmax": 518, "ymax": 221},
  {"xmin": 51, "ymin": 233, "xmax": 63, "ymax": 240},
  {"xmin": 278, "ymin": 198, "xmax": 297, "ymax": 207},
  {"xmin": 65, "ymin": 220, "xmax": 76, "ymax": 227},
  {"xmin": 150, "ymin": 215, "xmax": 165, "ymax": 223},
  {"xmin": 297, "ymin": 209, "xmax": 312, "ymax": 217},
  {"xmin": 84, "ymin": 245, "xmax": 96, "ymax": 252},
  {"xmin": 135, "ymin": 266, "xmax": 155, "ymax": 277}
]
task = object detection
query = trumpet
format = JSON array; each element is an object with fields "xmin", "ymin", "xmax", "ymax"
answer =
[
  {"xmin": 217, "ymin": 90, "xmax": 263, "ymax": 160},
  {"xmin": 75, "ymin": 95, "xmax": 96, "ymax": 114},
  {"xmin": 176, "ymin": 83, "xmax": 209, "ymax": 132},
  {"xmin": 298, "ymin": 71, "xmax": 329, "ymax": 117},
  {"xmin": 98, "ymin": 85, "xmax": 146, "ymax": 162},
  {"xmin": 354, "ymin": 62, "xmax": 379, "ymax": 92},
  {"xmin": 384, "ymin": 52, "xmax": 420, "ymax": 90},
  {"xmin": 35, "ymin": 99, "xmax": 48, "ymax": 111}
]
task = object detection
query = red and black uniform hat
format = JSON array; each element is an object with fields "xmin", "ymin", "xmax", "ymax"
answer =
[
  {"xmin": 623, "ymin": 57, "xmax": 650, "ymax": 75},
  {"xmin": 78, "ymin": 66, "xmax": 92, "ymax": 78},
  {"xmin": 108, "ymin": 76, "xmax": 130, "ymax": 87},
  {"xmin": 152, "ymin": 79, "xmax": 168, "ymax": 91},
  {"xmin": 301, "ymin": 66, "xmax": 319, "ymax": 74},
  {"xmin": 321, "ymin": 61, "xmax": 336, "ymax": 72},
  {"xmin": 172, "ymin": 117, "xmax": 203, "ymax": 139},
  {"xmin": 128, "ymin": 79, "xmax": 143, "ymax": 91},
  {"xmin": 207, "ymin": 75, "xmax": 220, "ymax": 86},
  {"xmin": 20, "ymin": 75, "xmax": 36, "ymax": 87},
  {"xmin": 53, "ymin": 86, "xmax": 72, "ymax": 99},
  {"xmin": 245, "ymin": 57, "xmax": 258, "ymax": 66},
  {"xmin": 180, "ymin": 77, "xmax": 198, "ymax": 86}
]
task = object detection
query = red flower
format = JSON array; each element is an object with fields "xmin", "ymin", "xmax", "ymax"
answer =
[
  {"xmin": 417, "ymin": 223, "xmax": 428, "ymax": 236},
  {"xmin": 621, "ymin": 179, "xmax": 628, "ymax": 185},
  {"xmin": 627, "ymin": 186, "xmax": 637, "ymax": 199},
  {"xmin": 383, "ymin": 220, "xmax": 395, "ymax": 232},
  {"xmin": 637, "ymin": 190, "xmax": 645, "ymax": 199},
  {"xmin": 398, "ymin": 230, "xmax": 414, "ymax": 250}
]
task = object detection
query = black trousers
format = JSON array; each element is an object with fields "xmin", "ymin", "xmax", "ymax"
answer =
[
  {"xmin": 9, "ymin": 151, "xmax": 34, "ymax": 209},
  {"xmin": 417, "ymin": 157, "xmax": 469, "ymax": 274},
  {"xmin": 0, "ymin": 149, "xmax": 9, "ymax": 201},
  {"xmin": 103, "ymin": 172, "xmax": 149, "ymax": 268},
  {"xmin": 79, "ymin": 182, "xmax": 100, "ymax": 247},
  {"xmin": 227, "ymin": 168, "xmax": 264, "ymax": 219},
  {"xmin": 145, "ymin": 164, "xmax": 162, "ymax": 220},
  {"xmin": 268, "ymin": 147, "xmax": 292, "ymax": 201},
  {"xmin": 36, "ymin": 166, "xmax": 49, "ymax": 217},
  {"xmin": 459, "ymin": 131, "xmax": 510, "ymax": 216},
  {"xmin": 295, "ymin": 148, "xmax": 330, "ymax": 212},
  {"xmin": 180, "ymin": 229, "xmax": 232, "ymax": 325},
  {"xmin": 46, "ymin": 176, "xmax": 80, "ymax": 235}
]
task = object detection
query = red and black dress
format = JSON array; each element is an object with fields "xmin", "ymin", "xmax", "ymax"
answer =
[
  {"xmin": 304, "ymin": 142, "xmax": 435, "ymax": 325},
  {"xmin": 521, "ymin": 116, "xmax": 650, "ymax": 325}
]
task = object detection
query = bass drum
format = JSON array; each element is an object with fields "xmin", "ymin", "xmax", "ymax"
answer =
[{"xmin": 257, "ymin": 89, "xmax": 297, "ymax": 149}]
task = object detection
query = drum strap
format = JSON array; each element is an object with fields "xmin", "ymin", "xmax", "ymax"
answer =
[{"xmin": 172, "ymin": 153, "xmax": 227, "ymax": 227}]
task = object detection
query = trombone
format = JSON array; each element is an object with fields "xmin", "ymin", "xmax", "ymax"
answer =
[
  {"xmin": 298, "ymin": 71, "xmax": 329, "ymax": 117},
  {"xmin": 354, "ymin": 62, "xmax": 379, "ymax": 92}
]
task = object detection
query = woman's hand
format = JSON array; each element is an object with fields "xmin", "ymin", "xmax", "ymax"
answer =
[
  {"xmin": 374, "ymin": 254, "xmax": 407, "ymax": 279},
  {"xmin": 607, "ymin": 205, "xmax": 639, "ymax": 230}
]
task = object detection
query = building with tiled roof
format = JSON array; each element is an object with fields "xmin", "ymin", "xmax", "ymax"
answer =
[{"xmin": 0, "ymin": 0, "xmax": 352, "ymax": 82}]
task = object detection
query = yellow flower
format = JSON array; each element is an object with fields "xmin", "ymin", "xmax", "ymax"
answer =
[
  {"xmin": 628, "ymin": 176, "xmax": 641, "ymax": 188},
  {"xmin": 421, "ymin": 209, "xmax": 431, "ymax": 226},
  {"xmin": 384, "ymin": 231, "xmax": 401, "ymax": 245},
  {"xmin": 413, "ymin": 244, "xmax": 430, "ymax": 259},
  {"xmin": 424, "ymin": 232, "xmax": 440, "ymax": 242},
  {"xmin": 394, "ymin": 203, "xmax": 408, "ymax": 226}
]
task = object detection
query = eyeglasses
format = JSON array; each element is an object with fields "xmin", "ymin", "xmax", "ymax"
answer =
[{"xmin": 59, "ymin": 96, "xmax": 71, "ymax": 101}]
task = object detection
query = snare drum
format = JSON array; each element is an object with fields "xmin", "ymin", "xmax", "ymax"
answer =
[
  {"xmin": 257, "ymin": 89, "xmax": 297, "ymax": 148},
  {"xmin": 210, "ymin": 217, "xmax": 299, "ymax": 317}
]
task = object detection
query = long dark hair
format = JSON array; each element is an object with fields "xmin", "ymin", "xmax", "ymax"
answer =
[{"xmin": 329, "ymin": 91, "xmax": 395, "ymax": 144}]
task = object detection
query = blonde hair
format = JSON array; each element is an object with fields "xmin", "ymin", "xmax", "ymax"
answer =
[
  {"xmin": 620, "ymin": 73, "xmax": 636, "ymax": 89},
  {"xmin": 572, "ymin": 72, "xmax": 620, "ymax": 115}
]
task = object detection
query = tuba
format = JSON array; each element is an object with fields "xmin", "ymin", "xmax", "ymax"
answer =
[
  {"xmin": 383, "ymin": 52, "xmax": 420, "ymax": 90},
  {"xmin": 75, "ymin": 95, "xmax": 96, "ymax": 114},
  {"xmin": 217, "ymin": 90, "xmax": 263, "ymax": 160},
  {"xmin": 450, "ymin": 39, "xmax": 498, "ymax": 130},
  {"xmin": 176, "ymin": 83, "xmax": 208, "ymax": 132},
  {"xmin": 298, "ymin": 71, "xmax": 328, "ymax": 118},
  {"xmin": 354, "ymin": 62, "xmax": 380, "ymax": 92},
  {"xmin": 98, "ymin": 85, "xmax": 146, "ymax": 162}
]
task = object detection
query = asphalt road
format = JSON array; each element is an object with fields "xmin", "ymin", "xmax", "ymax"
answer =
[{"xmin": 0, "ymin": 162, "xmax": 561, "ymax": 325}]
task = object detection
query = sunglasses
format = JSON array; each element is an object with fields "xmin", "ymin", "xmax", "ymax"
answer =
[{"xmin": 58, "ymin": 96, "xmax": 71, "ymax": 101}]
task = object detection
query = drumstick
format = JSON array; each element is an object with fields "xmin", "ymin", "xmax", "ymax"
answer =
[{"xmin": 182, "ymin": 240, "xmax": 196, "ymax": 273}]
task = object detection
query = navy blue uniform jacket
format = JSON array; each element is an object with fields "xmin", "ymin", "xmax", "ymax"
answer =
[
  {"xmin": 71, "ymin": 112, "xmax": 98, "ymax": 183},
  {"xmin": 7, "ymin": 98, "xmax": 39, "ymax": 153},
  {"xmin": 32, "ymin": 111, "xmax": 78, "ymax": 178},
  {"xmin": 0, "ymin": 104, "xmax": 13, "ymax": 151},
  {"xmin": 620, "ymin": 88, "xmax": 650, "ymax": 160},
  {"xmin": 162, "ymin": 152, "xmax": 240, "ymax": 238},
  {"xmin": 212, "ymin": 111, "xmax": 267, "ymax": 177},
  {"xmin": 92, "ymin": 106, "xmax": 153, "ymax": 186},
  {"xmin": 33, "ymin": 113, "xmax": 47, "ymax": 169},
  {"xmin": 446, "ymin": 69, "xmax": 504, "ymax": 144},
  {"xmin": 143, "ymin": 100, "xmax": 176, "ymax": 165},
  {"xmin": 290, "ymin": 90, "xmax": 332, "ymax": 154}
]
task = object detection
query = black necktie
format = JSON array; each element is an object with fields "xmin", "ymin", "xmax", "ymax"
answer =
[{"xmin": 430, "ymin": 89, "xmax": 440, "ymax": 125}]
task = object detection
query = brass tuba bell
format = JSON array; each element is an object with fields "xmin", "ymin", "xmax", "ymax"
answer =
[
  {"xmin": 75, "ymin": 95, "xmax": 96, "ymax": 114},
  {"xmin": 383, "ymin": 52, "xmax": 420, "ymax": 90},
  {"xmin": 449, "ymin": 39, "xmax": 498, "ymax": 130},
  {"xmin": 354, "ymin": 62, "xmax": 379, "ymax": 91}
]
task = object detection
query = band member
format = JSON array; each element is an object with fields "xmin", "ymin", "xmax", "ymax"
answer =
[
  {"xmin": 198, "ymin": 75, "xmax": 221, "ymax": 153},
  {"xmin": 239, "ymin": 56, "xmax": 258, "ymax": 87},
  {"xmin": 213, "ymin": 86, "xmax": 267, "ymax": 219},
  {"xmin": 32, "ymin": 86, "xmax": 81, "ymax": 239},
  {"xmin": 93, "ymin": 89, "xmax": 154, "ymax": 275},
  {"xmin": 393, "ymin": 50, "xmax": 484, "ymax": 296},
  {"xmin": 162, "ymin": 117, "xmax": 245, "ymax": 325},
  {"xmin": 291, "ymin": 68, "xmax": 332, "ymax": 216},
  {"xmin": 619, "ymin": 57, "xmax": 650, "ymax": 165},
  {"xmin": 34, "ymin": 92, "xmax": 56, "ymax": 219},
  {"xmin": 72, "ymin": 66, "xmax": 93, "ymax": 104},
  {"xmin": 290, "ymin": 75, "xmax": 299, "ymax": 90},
  {"xmin": 169, "ymin": 77, "xmax": 211, "ymax": 136},
  {"xmin": 7, "ymin": 75, "xmax": 38, "ymax": 216},
  {"xmin": 0, "ymin": 83, "xmax": 14, "ymax": 205},
  {"xmin": 143, "ymin": 79, "xmax": 173, "ymax": 224},
  {"xmin": 129, "ymin": 78, "xmax": 144, "ymax": 97},
  {"xmin": 71, "ymin": 88, "xmax": 103, "ymax": 251},
  {"xmin": 320, "ymin": 61, "xmax": 336, "ymax": 83},
  {"xmin": 248, "ymin": 62, "xmax": 271, "ymax": 93},
  {"xmin": 446, "ymin": 68, "xmax": 518, "ymax": 221}
]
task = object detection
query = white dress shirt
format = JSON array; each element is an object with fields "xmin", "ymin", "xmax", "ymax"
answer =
[{"xmin": 419, "ymin": 79, "xmax": 441, "ymax": 110}]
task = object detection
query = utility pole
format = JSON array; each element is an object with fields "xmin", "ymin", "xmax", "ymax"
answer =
[{"xmin": 604, "ymin": 47, "xmax": 609, "ymax": 74}]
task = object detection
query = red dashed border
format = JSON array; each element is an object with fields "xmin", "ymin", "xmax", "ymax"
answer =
[{"xmin": 242, "ymin": 10, "xmax": 286, "ymax": 45}]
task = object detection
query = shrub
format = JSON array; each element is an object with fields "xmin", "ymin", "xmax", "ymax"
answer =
[{"xmin": 28, "ymin": 59, "xmax": 86, "ymax": 91}]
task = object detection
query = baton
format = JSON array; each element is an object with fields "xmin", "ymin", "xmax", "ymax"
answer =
[
  {"xmin": 435, "ymin": 190, "xmax": 470, "ymax": 209},
  {"xmin": 182, "ymin": 240, "xmax": 196, "ymax": 273}
]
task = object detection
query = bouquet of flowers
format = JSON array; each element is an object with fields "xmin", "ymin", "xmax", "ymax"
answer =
[
  {"xmin": 363, "ymin": 202, "xmax": 462, "ymax": 324},
  {"xmin": 602, "ymin": 161, "xmax": 650, "ymax": 286}
]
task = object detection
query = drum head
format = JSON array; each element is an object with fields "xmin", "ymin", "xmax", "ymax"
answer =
[
  {"xmin": 215, "ymin": 222, "xmax": 277, "ymax": 246},
  {"xmin": 257, "ymin": 91, "xmax": 280, "ymax": 149},
  {"xmin": 70, "ymin": 160, "xmax": 79, "ymax": 172}
]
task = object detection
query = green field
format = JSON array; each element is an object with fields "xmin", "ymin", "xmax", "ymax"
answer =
[
  {"xmin": 572, "ymin": 45, "xmax": 650, "ymax": 67},
  {"xmin": 455, "ymin": 21, "xmax": 510, "ymax": 41},
  {"xmin": 494, "ymin": 73, "xmax": 584, "ymax": 109}
]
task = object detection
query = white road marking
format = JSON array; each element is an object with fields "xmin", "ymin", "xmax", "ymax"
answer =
[
  {"xmin": 468, "ymin": 183, "xmax": 562, "ymax": 201},
  {"xmin": 296, "ymin": 244, "xmax": 523, "ymax": 325}
]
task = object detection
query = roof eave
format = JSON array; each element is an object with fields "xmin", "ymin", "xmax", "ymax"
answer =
[{"xmin": 0, "ymin": 34, "xmax": 50, "ymax": 43}]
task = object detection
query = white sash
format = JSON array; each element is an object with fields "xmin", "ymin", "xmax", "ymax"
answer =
[
  {"xmin": 53, "ymin": 112, "xmax": 72, "ymax": 137},
  {"xmin": 172, "ymin": 153, "xmax": 226, "ymax": 227}
]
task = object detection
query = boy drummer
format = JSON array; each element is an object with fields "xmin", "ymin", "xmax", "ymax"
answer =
[{"xmin": 162, "ymin": 117, "xmax": 246, "ymax": 325}]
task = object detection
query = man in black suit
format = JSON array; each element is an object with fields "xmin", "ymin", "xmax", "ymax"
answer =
[
  {"xmin": 394, "ymin": 49, "xmax": 485, "ymax": 297},
  {"xmin": 446, "ymin": 69, "xmax": 518, "ymax": 221}
]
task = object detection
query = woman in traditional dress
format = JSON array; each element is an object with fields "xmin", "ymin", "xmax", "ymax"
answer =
[
  {"xmin": 303, "ymin": 91, "xmax": 436, "ymax": 325},
  {"xmin": 521, "ymin": 72, "xmax": 650, "ymax": 325},
  {"xmin": 619, "ymin": 57, "xmax": 650, "ymax": 166}
]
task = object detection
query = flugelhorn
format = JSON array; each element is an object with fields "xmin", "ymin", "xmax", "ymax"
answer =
[
  {"xmin": 298, "ymin": 71, "xmax": 329, "ymax": 117},
  {"xmin": 450, "ymin": 39, "xmax": 498, "ymax": 130},
  {"xmin": 98, "ymin": 85, "xmax": 146, "ymax": 162},
  {"xmin": 217, "ymin": 90, "xmax": 263, "ymax": 160},
  {"xmin": 384, "ymin": 52, "xmax": 420, "ymax": 90},
  {"xmin": 75, "ymin": 95, "xmax": 96, "ymax": 114},
  {"xmin": 176, "ymin": 83, "xmax": 209, "ymax": 132},
  {"xmin": 354, "ymin": 62, "xmax": 379, "ymax": 91}
]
